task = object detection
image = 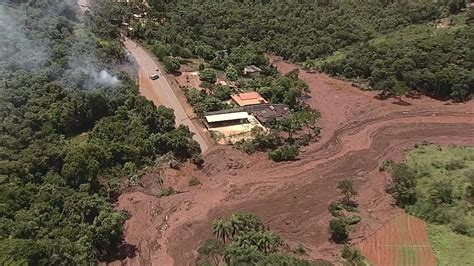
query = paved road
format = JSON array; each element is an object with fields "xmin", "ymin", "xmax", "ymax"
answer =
[
  {"xmin": 77, "ymin": 1, "xmax": 208, "ymax": 152},
  {"xmin": 123, "ymin": 38, "xmax": 209, "ymax": 152}
]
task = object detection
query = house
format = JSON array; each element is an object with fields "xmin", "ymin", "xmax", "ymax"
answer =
[
  {"xmin": 252, "ymin": 104, "xmax": 290, "ymax": 125},
  {"xmin": 243, "ymin": 65, "xmax": 262, "ymax": 76},
  {"xmin": 231, "ymin": 92, "xmax": 268, "ymax": 107},
  {"xmin": 204, "ymin": 112, "xmax": 251, "ymax": 129}
]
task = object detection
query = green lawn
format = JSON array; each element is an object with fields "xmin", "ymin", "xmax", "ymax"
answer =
[{"xmin": 427, "ymin": 224, "xmax": 474, "ymax": 266}]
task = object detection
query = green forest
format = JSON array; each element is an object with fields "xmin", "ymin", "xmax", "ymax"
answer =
[
  {"xmin": 0, "ymin": 0, "xmax": 199, "ymax": 264},
  {"xmin": 131, "ymin": 0, "xmax": 473, "ymax": 100}
]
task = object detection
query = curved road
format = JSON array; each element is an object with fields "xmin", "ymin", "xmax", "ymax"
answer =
[
  {"xmin": 123, "ymin": 39, "xmax": 209, "ymax": 152},
  {"xmin": 78, "ymin": 0, "xmax": 208, "ymax": 152}
]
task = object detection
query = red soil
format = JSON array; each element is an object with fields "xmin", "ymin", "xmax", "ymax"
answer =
[
  {"xmin": 113, "ymin": 57, "xmax": 474, "ymax": 265},
  {"xmin": 358, "ymin": 213, "xmax": 435, "ymax": 266}
]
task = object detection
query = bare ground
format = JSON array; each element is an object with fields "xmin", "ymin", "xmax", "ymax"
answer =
[{"xmin": 113, "ymin": 57, "xmax": 474, "ymax": 265}]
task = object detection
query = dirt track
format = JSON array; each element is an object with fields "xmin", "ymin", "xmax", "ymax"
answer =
[{"xmin": 115, "ymin": 58, "xmax": 474, "ymax": 265}]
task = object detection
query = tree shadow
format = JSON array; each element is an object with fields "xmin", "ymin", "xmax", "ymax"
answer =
[
  {"xmin": 171, "ymin": 71, "xmax": 182, "ymax": 77},
  {"xmin": 101, "ymin": 242, "xmax": 138, "ymax": 262}
]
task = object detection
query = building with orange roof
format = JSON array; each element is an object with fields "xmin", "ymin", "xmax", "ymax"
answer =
[{"xmin": 231, "ymin": 92, "xmax": 268, "ymax": 107}]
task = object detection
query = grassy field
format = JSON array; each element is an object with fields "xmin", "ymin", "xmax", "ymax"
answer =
[
  {"xmin": 426, "ymin": 224, "xmax": 474, "ymax": 266},
  {"xmin": 404, "ymin": 145, "xmax": 474, "ymax": 209},
  {"xmin": 402, "ymin": 144, "xmax": 474, "ymax": 265}
]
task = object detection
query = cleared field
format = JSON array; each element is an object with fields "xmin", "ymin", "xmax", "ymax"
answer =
[
  {"xmin": 427, "ymin": 224, "xmax": 474, "ymax": 266},
  {"xmin": 358, "ymin": 213, "xmax": 435, "ymax": 266}
]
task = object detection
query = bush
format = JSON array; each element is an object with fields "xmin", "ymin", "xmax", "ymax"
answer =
[
  {"xmin": 163, "ymin": 56, "xmax": 180, "ymax": 73},
  {"xmin": 169, "ymin": 158, "xmax": 183, "ymax": 169},
  {"xmin": 329, "ymin": 218, "xmax": 348, "ymax": 243},
  {"xmin": 294, "ymin": 244, "xmax": 307, "ymax": 255},
  {"xmin": 329, "ymin": 201, "xmax": 343, "ymax": 217},
  {"xmin": 189, "ymin": 177, "xmax": 201, "ymax": 186},
  {"xmin": 157, "ymin": 187, "xmax": 176, "ymax": 197},
  {"xmin": 212, "ymin": 86, "xmax": 232, "ymax": 101},
  {"xmin": 268, "ymin": 145, "xmax": 299, "ymax": 162},
  {"xmin": 235, "ymin": 139, "xmax": 256, "ymax": 154},
  {"xmin": 341, "ymin": 245, "xmax": 365, "ymax": 264},
  {"xmin": 199, "ymin": 68, "xmax": 217, "ymax": 83},
  {"xmin": 151, "ymin": 42, "xmax": 170, "ymax": 60},
  {"xmin": 345, "ymin": 215, "xmax": 362, "ymax": 225},
  {"xmin": 379, "ymin": 159, "xmax": 394, "ymax": 172},
  {"xmin": 388, "ymin": 163, "xmax": 417, "ymax": 207}
]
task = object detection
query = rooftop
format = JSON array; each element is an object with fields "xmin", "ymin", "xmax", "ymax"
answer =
[
  {"xmin": 253, "ymin": 104, "xmax": 290, "ymax": 124},
  {"xmin": 243, "ymin": 65, "xmax": 262, "ymax": 74},
  {"xmin": 231, "ymin": 92, "xmax": 268, "ymax": 106},
  {"xmin": 205, "ymin": 111, "xmax": 250, "ymax": 123}
]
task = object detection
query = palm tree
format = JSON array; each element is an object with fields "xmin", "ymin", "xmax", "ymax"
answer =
[
  {"xmin": 212, "ymin": 219, "xmax": 230, "ymax": 244},
  {"xmin": 254, "ymin": 231, "xmax": 282, "ymax": 254},
  {"xmin": 228, "ymin": 215, "xmax": 241, "ymax": 238}
]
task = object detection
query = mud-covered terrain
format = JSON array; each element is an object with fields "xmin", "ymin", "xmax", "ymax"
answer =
[{"xmin": 115, "ymin": 58, "xmax": 474, "ymax": 265}]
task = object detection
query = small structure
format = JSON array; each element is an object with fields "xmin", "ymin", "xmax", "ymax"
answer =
[
  {"xmin": 203, "ymin": 110, "xmax": 265, "ymax": 144},
  {"xmin": 215, "ymin": 50, "xmax": 228, "ymax": 60},
  {"xmin": 252, "ymin": 104, "xmax": 290, "ymax": 125},
  {"xmin": 243, "ymin": 65, "xmax": 262, "ymax": 76},
  {"xmin": 231, "ymin": 92, "xmax": 268, "ymax": 107},
  {"xmin": 204, "ymin": 112, "xmax": 251, "ymax": 128}
]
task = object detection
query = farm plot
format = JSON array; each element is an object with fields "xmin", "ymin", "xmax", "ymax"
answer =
[{"xmin": 358, "ymin": 213, "xmax": 436, "ymax": 266}]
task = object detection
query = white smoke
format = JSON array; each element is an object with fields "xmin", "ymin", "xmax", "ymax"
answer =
[{"xmin": 92, "ymin": 70, "xmax": 121, "ymax": 87}]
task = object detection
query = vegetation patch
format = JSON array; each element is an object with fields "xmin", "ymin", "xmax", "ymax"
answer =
[
  {"xmin": 197, "ymin": 212, "xmax": 319, "ymax": 265},
  {"xmin": 427, "ymin": 224, "xmax": 474, "ymax": 266},
  {"xmin": 387, "ymin": 144, "xmax": 474, "ymax": 236},
  {"xmin": 189, "ymin": 176, "xmax": 201, "ymax": 186}
]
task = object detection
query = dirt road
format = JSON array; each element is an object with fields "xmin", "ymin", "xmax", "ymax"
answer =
[{"xmin": 115, "ymin": 56, "xmax": 474, "ymax": 265}]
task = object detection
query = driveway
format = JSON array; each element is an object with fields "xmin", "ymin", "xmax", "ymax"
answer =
[{"xmin": 123, "ymin": 38, "xmax": 209, "ymax": 152}]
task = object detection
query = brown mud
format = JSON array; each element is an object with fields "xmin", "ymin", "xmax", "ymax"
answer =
[{"xmin": 114, "ymin": 57, "xmax": 474, "ymax": 265}]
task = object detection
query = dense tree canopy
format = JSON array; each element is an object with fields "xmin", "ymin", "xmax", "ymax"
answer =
[
  {"xmin": 0, "ymin": 0, "xmax": 199, "ymax": 263},
  {"xmin": 133, "ymin": 0, "xmax": 472, "ymax": 100}
]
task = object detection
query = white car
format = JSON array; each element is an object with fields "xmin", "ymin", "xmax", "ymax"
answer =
[{"xmin": 149, "ymin": 74, "xmax": 159, "ymax": 80}]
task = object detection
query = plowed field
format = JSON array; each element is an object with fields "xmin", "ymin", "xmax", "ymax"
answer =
[{"xmin": 358, "ymin": 213, "xmax": 436, "ymax": 266}]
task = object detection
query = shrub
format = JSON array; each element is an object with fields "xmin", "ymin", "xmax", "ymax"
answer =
[
  {"xmin": 294, "ymin": 244, "xmax": 307, "ymax": 255},
  {"xmin": 379, "ymin": 159, "xmax": 394, "ymax": 172},
  {"xmin": 199, "ymin": 68, "xmax": 217, "ymax": 83},
  {"xmin": 212, "ymin": 86, "xmax": 232, "ymax": 101},
  {"xmin": 189, "ymin": 177, "xmax": 201, "ymax": 186},
  {"xmin": 157, "ymin": 187, "xmax": 176, "ymax": 197},
  {"xmin": 387, "ymin": 163, "xmax": 417, "ymax": 207},
  {"xmin": 169, "ymin": 158, "xmax": 182, "ymax": 169},
  {"xmin": 329, "ymin": 218, "xmax": 348, "ymax": 243},
  {"xmin": 235, "ymin": 139, "xmax": 256, "ymax": 154},
  {"xmin": 198, "ymin": 239, "xmax": 225, "ymax": 256},
  {"xmin": 345, "ymin": 215, "xmax": 362, "ymax": 225},
  {"xmin": 268, "ymin": 145, "xmax": 299, "ymax": 162},
  {"xmin": 329, "ymin": 201, "xmax": 343, "ymax": 217},
  {"xmin": 341, "ymin": 245, "xmax": 365, "ymax": 264},
  {"xmin": 191, "ymin": 154, "xmax": 204, "ymax": 167},
  {"xmin": 444, "ymin": 158, "xmax": 466, "ymax": 171},
  {"xmin": 162, "ymin": 56, "xmax": 180, "ymax": 73}
]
